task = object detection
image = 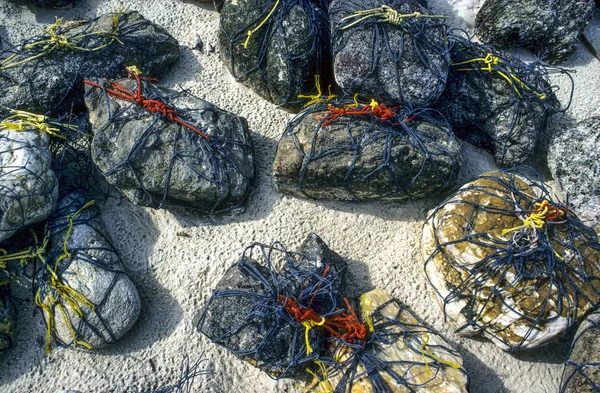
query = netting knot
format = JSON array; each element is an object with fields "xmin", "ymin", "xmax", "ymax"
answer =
[
  {"xmin": 502, "ymin": 199, "xmax": 568, "ymax": 236},
  {"xmin": 340, "ymin": 6, "xmax": 445, "ymax": 31}
]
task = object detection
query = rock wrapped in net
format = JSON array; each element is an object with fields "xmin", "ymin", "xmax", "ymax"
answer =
[
  {"xmin": 0, "ymin": 10, "xmax": 179, "ymax": 114},
  {"xmin": 0, "ymin": 273, "xmax": 15, "ymax": 356},
  {"xmin": 436, "ymin": 33, "xmax": 571, "ymax": 167},
  {"xmin": 273, "ymin": 98, "xmax": 462, "ymax": 200},
  {"xmin": 422, "ymin": 167, "xmax": 600, "ymax": 351},
  {"xmin": 305, "ymin": 289, "xmax": 469, "ymax": 393},
  {"xmin": 219, "ymin": 0, "xmax": 330, "ymax": 111},
  {"xmin": 198, "ymin": 233, "xmax": 347, "ymax": 378},
  {"xmin": 330, "ymin": 0, "xmax": 450, "ymax": 107},
  {"xmin": 560, "ymin": 307, "xmax": 600, "ymax": 393},
  {"xmin": 84, "ymin": 69, "xmax": 256, "ymax": 215}
]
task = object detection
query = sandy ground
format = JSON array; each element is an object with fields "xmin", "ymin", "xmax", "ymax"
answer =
[{"xmin": 0, "ymin": 0, "xmax": 598, "ymax": 392}]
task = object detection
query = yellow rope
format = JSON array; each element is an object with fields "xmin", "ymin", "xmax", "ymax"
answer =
[
  {"xmin": 302, "ymin": 317, "xmax": 326, "ymax": 354},
  {"xmin": 501, "ymin": 200, "xmax": 564, "ymax": 236},
  {"xmin": 305, "ymin": 360, "xmax": 334, "ymax": 393},
  {"xmin": 360, "ymin": 293, "xmax": 375, "ymax": 333},
  {"xmin": 419, "ymin": 333, "xmax": 461, "ymax": 376},
  {"xmin": 0, "ymin": 109, "xmax": 78, "ymax": 139},
  {"xmin": 340, "ymin": 6, "xmax": 445, "ymax": 31},
  {"xmin": 243, "ymin": 0, "xmax": 280, "ymax": 49},
  {"xmin": 298, "ymin": 75, "xmax": 337, "ymax": 107}
]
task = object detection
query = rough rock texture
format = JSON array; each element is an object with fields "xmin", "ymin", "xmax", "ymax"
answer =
[
  {"xmin": 199, "ymin": 234, "xmax": 347, "ymax": 377},
  {"xmin": 273, "ymin": 107, "xmax": 462, "ymax": 200},
  {"xmin": 437, "ymin": 39, "xmax": 559, "ymax": 167},
  {"xmin": 0, "ymin": 10, "xmax": 179, "ymax": 114},
  {"xmin": 476, "ymin": 0, "xmax": 595, "ymax": 64},
  {"xmin": 7, "ymin": 0, "xmax": 76, "ymax": 8},
  {"xmin": 0, "ymin": 128, "xmax": 58, "ymax": 242},
  {"xmin": 219, "ymin": 0, "xmax": 329, "ymax": 111},
  {"xmin": 330, "ymin": 0, "xmax": 449, "ymax": 107},
  {"xmin": 548, "ymin": 117, "xmax": 600, "ymax": 233},
  {"xmin": 85, "ymin": 78, "xmax": 256, "ymax": 214},
  {"xmin": 560, "ymin": 308, "xmax": 600, "ymax": 393},
  {"xmin": 422, "ymin": 171, "xmax": 600, "ymax": 351},
  {"xmin": 39, "ymin": 191, "xmax": 141, "ymax": 349},
  {"xmin": 0, "ymin": 282, "xmax": 15, "ymax": 355},
  {"xmin": 308, "ymin": 289, "xmax": 469, "ymax": 393}
]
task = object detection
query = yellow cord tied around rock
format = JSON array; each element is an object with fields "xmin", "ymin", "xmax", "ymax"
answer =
[
  {"xmin": 298, "ymin": 75, "xmax": 337, "ymax": 108},
  {"xmin": 243, "ymin": 0, "xmax": 280, "ymax": 49},
  {"xmin": 360, "ymin": 292, "xmax": 375, "ymax": 333},
  {"xmin": 0, "ymin": 10, "xmax": 124, "ymax": 71},
  {"xmin": 303, "ymin": 317, "xmax": 326, "ymax": 354},
  {"xmin": 451, "ymin": 52, "xmax": 547, "ymax": 100},
  {"xmin": 419, "ymin": 333, "xmax": 461, "ymax": 376},
  {"xmin": 340, "ymin": 6, "xmax": 445, "ymax": 31},
  {"xmin": 0, "ymin": 109, "xmax": 77, "ymax": 139},
  {"xmin": 35, "ymin": 200, "xmax": 97, "ymax": 354},
  {"xmin": 502, "ymin": 199, "xmax": 567, "ymax": 236},
  {"xmin": 304, "ymin": 360, "xmax": 334, "ymax": 393},
  {"xmin": 0, "ymin": 230, "xmax": 45, "ymax": 270}
]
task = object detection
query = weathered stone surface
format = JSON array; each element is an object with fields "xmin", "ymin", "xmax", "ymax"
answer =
[
  {"xmin": 7, "ymin": 0, "xmax": 76, "ymax": 7},
  {"xmin": 548, "ymin": 117, "xmax": 600, "ymax": 233},
  {"xmin": 85, "ymin": 78, "xmax": 255, "ymax": 214},
  {"xmin": 422, "ymin": 171, "xmax": 600, "ymax": 350},
  {"xmin": 273, "ymin": 107, "xmax": 462, "ymax": 200},
  {"xmin": 199, "ymin": 234, "xmax": 347, "ymax": 377},
  {"xmin": 330, "ymin": 0, "xmax": 449, "ymax": 107},
  {"xmin": 0, "ymin": 10, "xmax": 179, "ymax": 114},
  {"xmin": 39, "ymin": 191, "xmax": 140, "ymax": 349},
  {"xmin": 219, "ymin": 0, "xmax": 329, "ymax": 111},
  {"xmin": 561, "ymin": 308, "xmax": 600, "ymax": 393},
  {"xmin": 0, "ymin": 281, "xmax": 15, "ymax": 355},
  {"xmin": 307, "ymin": 289, "xmax": 469, "ymax": 393},
  {"xmin": 437, "ymin": 39, "xmax": 558, "ymax": 167},
  {"xmin": 0, "ymin": 129, "xmax": 58, "ymax": 242},
  {"xmin": 476, "ymin": 0, "xmax": 595, "ymax": 63}
]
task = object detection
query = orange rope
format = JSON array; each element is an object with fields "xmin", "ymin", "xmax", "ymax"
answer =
[{"xmin": 316, "ymin": 101, "xmax": 415, "ymax": 128}]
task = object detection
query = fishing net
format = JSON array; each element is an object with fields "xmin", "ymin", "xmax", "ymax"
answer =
[
  {"xmin": 0, "ymin": 10, "xmax": 179, "ymax": 115},
  {"xmin": 437, "ymin": 32, "xmax": 573, "ymax": 167},
  {"xmin": 560, "ymin": 308, "xmax": 600, "ymax": 393},
  {"xmin": 83, "ymin": 68, "xmax": 256, "ymax": 215},
  {"xmin": 198, "ymin": 234, "xmax": 348, "ymax": 378},
  {"xmin": 142, "ymin": 355, "xmax": 213, "ymax": 393},
  {"xmin": 304, "ymin": 289, "xmax": 469, "ymax": 393},
  {"xmin": 423, "ymin": 167, "xmax": 600, "ymax": 351},
  {"xmin": 218, "ymin": 0, "xmax": 330, "ymax": 111},
  {"xmin": 329, "ymin": 0, "xmax": 450, "ymax": 107},
  {"xmin": 273, "ymin": 96, "xmax": 462, "ymax": 201}
]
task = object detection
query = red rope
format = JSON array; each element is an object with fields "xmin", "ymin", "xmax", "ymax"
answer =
[
  {"xmin": 532, "ymin": 201, "xmax": 568, "ymax": 221},
  {"xmin": 316, "ymin": 102, "xmax": 415, "ymax": 128},
  {"xmin": 84, "ymin": 70, "xmax": 211, "ymax": 141}
]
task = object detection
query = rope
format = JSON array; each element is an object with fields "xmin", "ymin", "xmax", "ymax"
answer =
[
  {"xmin": 340, "ymin": 6, "xmax": 445, "ymax": 31},
  {"xmin": 0, "ymin": 109, "xmax": 77, "ymax": 139},
  {"xmin": 502, "ymin": 200, "xmax": 567, "ymax": 236},
  {"xmin": 297, "ymin": 75, "xmax": 337, "ymax": 108},
  {"xmin": 243, "ymin": 0, "xmax": 280, "ymax": 49},
  {"xmin": 315, "ymin": 100, "xmax": 415, "ymax": 127}
]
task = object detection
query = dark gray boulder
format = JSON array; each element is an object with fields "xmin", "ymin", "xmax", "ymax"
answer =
[
  {"xmin": 85, "ymin": 77, "xmax": 256, "ymax": 215},
  {"xmin": 560, "ymin": 308, "xmax": 600, "ymax": 393},
  {"xmin": 436, "ymin": 37, "xmax": 561, "ymax": 167},
  {"xmin": 330, "ymin": 0, "xmax": 449, "ymax": 107},
  {"xmin": 219, "ymin": 0, "xmax": 330, "ymax": 111},
  {"xmin": 38, "ymin": 191, "xmax": 141, "ymax": 350},
  {"xmin": 476, "ymin": 0, "xmax": 595, "ymax": 64},
  {"xmin": 0, "ymin": 10, "xmax": 179, "ymax": 115},
  {"xmin": 198, "ymin": 234, "xmax": 347, "ymax": 377},
  {"xmin": 548, "ymin": 117, "xmax": 600, "ymax": 233},
  {"xmin": 273, "ymin": 103, "xmax": 462, "ymax": 200}
]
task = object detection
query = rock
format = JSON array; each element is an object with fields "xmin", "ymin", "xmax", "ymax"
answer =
[
  {"xmin": 273, "ymin": 104, "xmax": 462, "ymax": 200},
  {"xmin": 561, "ymin": 308, "xmax": 600, "ymax": 393},
  {"xmin": 548, "ymin": 117, "xmax": 600, "ymax": 233},
  {"xmin": 7, "ymin": 0, "xmax": 76, "ymax": 7},
  {"xmin": 85, "ymin": 77, "xmax": 256, "ymax": 214},
  {"xmin": 306, "ymin": 289, "xmax": 469, "ymax": 393},
  {"xmin": 37, "ymin": 191, "xmax": 141, "ymax": 349},
  {"xmin": 0, "ymin": 280, "xmax": 15, "ymax": 355},
  {"xmin": 0, "ymin": 128, "xmax": 58, "ymax": 242},
  {"xmin": 198, "ymin": 233, "xmax": 347, "ymax": 377},
  {"xmin": 0, "ymin": 10, "xmax": 179, "ymax": 114},
  {"xmin": 330, "ymin": 0, "xmax": 449, "ymax": 107},
  {"xmin": 437, "ymin": 37, "xmax": 560, "ymax": 167},
  {"xmin": 476, "ymin": 0, "xmax": 595, "ymax": 64},
  {"xmin": 219, "ymin": 0, "xmax": 329, "ymax": 111},
  {"xmin": 422, "ymin": 170, "xmax": 600, "ymax": 351}
]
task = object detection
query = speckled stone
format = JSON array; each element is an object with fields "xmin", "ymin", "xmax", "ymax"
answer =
[{"xmin": 561, "ymin": 308, "xmax": 600, "ymax": 393}]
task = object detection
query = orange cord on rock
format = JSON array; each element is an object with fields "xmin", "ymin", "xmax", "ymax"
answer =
[{"xmin": 316, "ymin": 100, "xmax": 416, "ymax": 128}]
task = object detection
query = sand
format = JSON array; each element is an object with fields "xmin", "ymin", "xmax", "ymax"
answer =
[{"xmin": 0, "ymin": 0, "xmax": 598, "ymax": 392}]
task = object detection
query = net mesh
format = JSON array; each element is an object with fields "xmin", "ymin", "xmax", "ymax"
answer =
[{"xmin": 423, "ymin": 167, "xmax": 600, "ymax": 351}]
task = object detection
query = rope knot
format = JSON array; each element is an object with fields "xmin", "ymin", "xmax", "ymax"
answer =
[{"xmin": 502, "ymin": 200, "xmax": 568, "ymax": 236}]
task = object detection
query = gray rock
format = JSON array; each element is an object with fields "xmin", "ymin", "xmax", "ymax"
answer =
[
  {"xmin": 38, "ymin": 191, "xmax": 140, "ymax": 349},
  {"xmin": 0, "ymin": 10, "xmax": 179, "ymax": 114},
  {"xmin": 330, "ymin": 0, "xmax": 449, "ymax": 107},
  {"xmin": 219, "ymin": 0, "xmax": 329, "ymax": 111},
  {"xmin": 0, "ymin": 129, "xmax": 58, "ymax": 242},
  {"xmin": 198, "ymin": 233, "xmax": 347, "ymax": 377},
  {"xmin": 437, "ymin": 37, "xmax": 559, "ymax": 167},
  {"xmin": 476, "ymin": 0, "xmax": 595, "ymax": 64},
  {"xmin": 85, "ymin": 78, "xmax": 256, "ymax": 215},
  {"xmin": 0, "ymin": 281, "xmax": 15, "ymax": 355},
  {"xmin": 561, "ymin": 308, "xmax": 600, "ymax": 393},
  {"xmin": 549, "ymin": 117, "xmax": 600, "ymax": 233},
  {"xmin": 273, "ymin": 105, "xmax": 462, "ymax": 200}
]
